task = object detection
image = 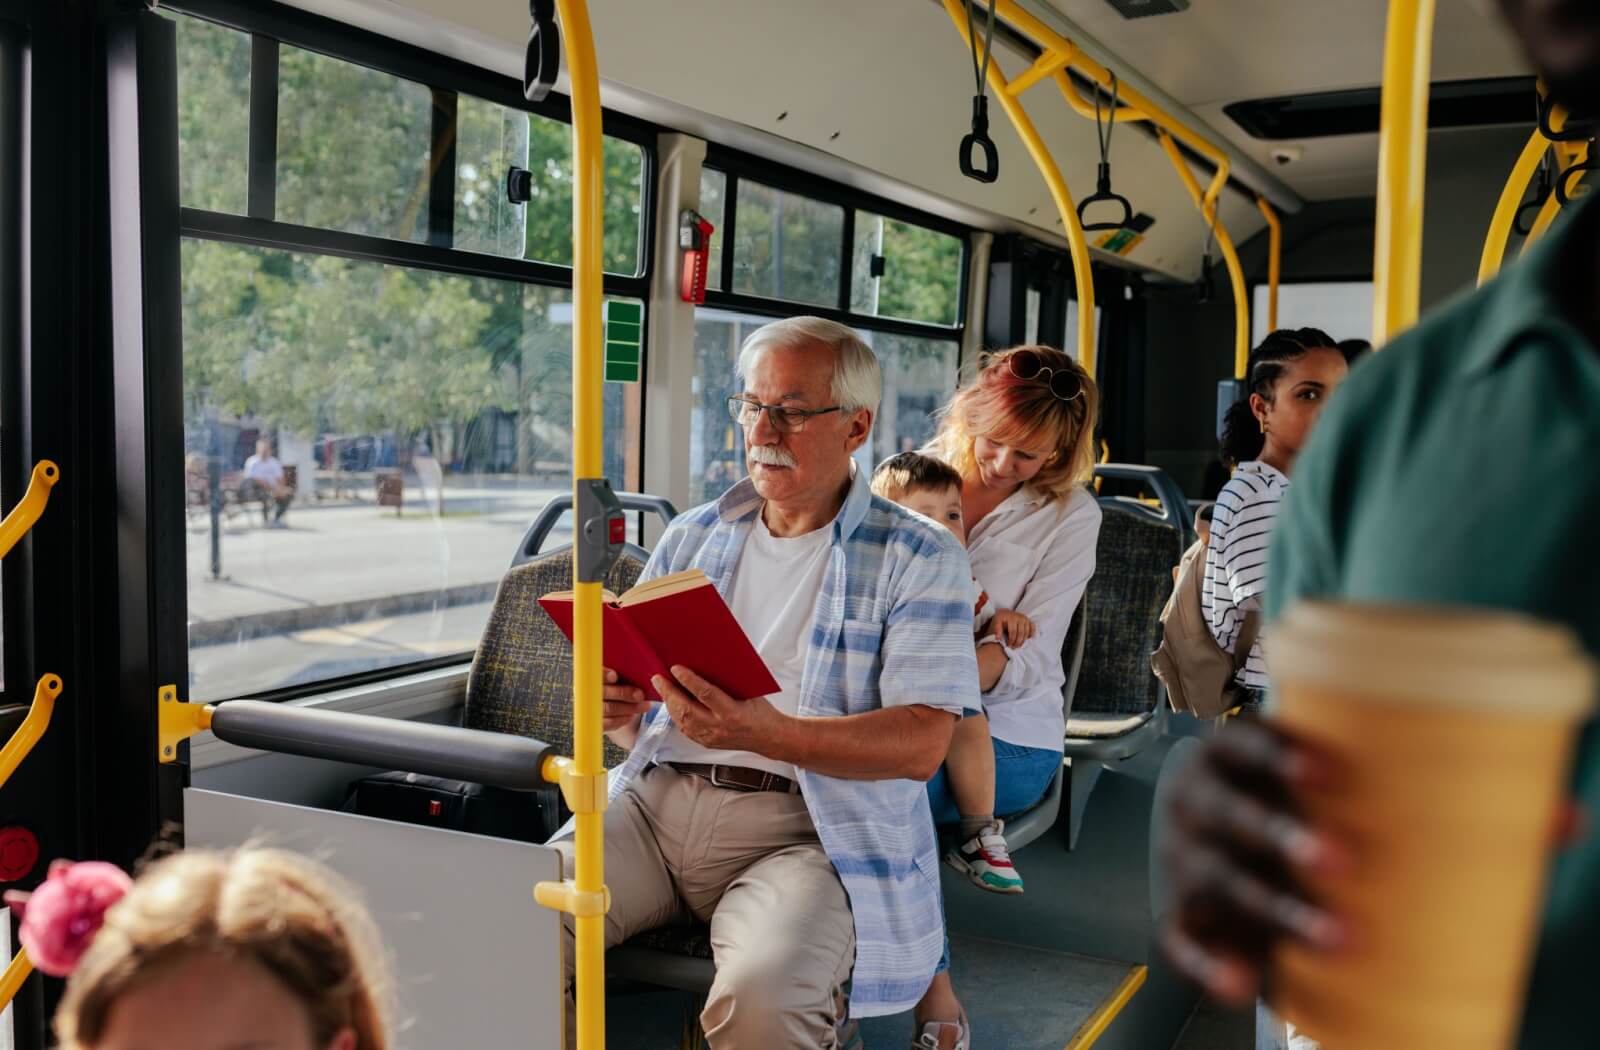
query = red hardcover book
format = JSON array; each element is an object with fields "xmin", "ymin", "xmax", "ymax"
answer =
[{"xmin": 537, "ymin": 568, "xmax": 780, "ymax": 702}]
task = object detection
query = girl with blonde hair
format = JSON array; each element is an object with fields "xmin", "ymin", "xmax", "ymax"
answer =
[
  {"xmin": 8, "ymin": 848, "xmax": 392, "ymax": 1050},
  {"xmin": 914, "ymin": 345, "xmax": 1102, "ymax": 1050}
]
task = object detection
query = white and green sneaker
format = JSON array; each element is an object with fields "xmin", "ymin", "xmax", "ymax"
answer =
[{"xmin": 945, "ymin": 819, "xmax": 1024, "ymax": 895}]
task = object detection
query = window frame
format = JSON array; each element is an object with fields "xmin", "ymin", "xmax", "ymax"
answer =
[
  {"xmin": 703, "ymin": 143, "xmax": 972, "ymax": 342},
  {"xmin": 167, "ymin": 0, "xmax": 658, "ymax": 702}
]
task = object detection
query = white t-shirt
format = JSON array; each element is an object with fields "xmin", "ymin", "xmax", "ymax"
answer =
[
  {"xmin": 1201, "ymin": 460, "xmax": 1288, "ymax": 689},
  {"xmin": 653, "ymin": 513, "xmax": 832, "ymax": 780},
  {"xmin": 243, "ymin": 454, "xmax": 285, "ymax": 487}
]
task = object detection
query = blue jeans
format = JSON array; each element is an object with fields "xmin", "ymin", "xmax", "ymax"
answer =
[
  {"xmin": 927, "ymin": 738, "xmax": 1061, "ymax": 974},
  {"xmin": 925, "ymin": 737, "xmax": 1062, "ymax": 824}
]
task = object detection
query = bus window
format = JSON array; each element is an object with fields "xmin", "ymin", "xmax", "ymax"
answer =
[
  {"xmin": 515, "ymin": 120, "xmax": 646, "ymax": 277},
  {"xmin": 175, "ymin": 15, "xmax": 249, "ymax": 216},
  {"xmin": 274, "ymin": 44, "xmax": 436, "ymax": 243},
  {"xmin": 699, "ymin": 167, "xmax": 727, "ymax": 292},
  {"xmin": 1251, "ymin": 281, "xmax": 1374, "ymax": 345},
  {"xmin": 849, "ymin": 213, "xmax": 963, "ymax": 327},
  {"xmin": 732, "ymin": 179, "xmax": 844, "ymax": 307},
  {"xmin": 453, "ymin": 94, "xmax": 532, "ymax": 259}
]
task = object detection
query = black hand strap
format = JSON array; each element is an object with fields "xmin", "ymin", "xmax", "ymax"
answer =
[
  {"xmin": 1077, "ymin": 75, "xmax": 1134, "ymax": 231},
  {"xmin": 958, "ymin": 1, "xmax": 1000, "ymax": 184},
  {"xmin": 523, "ymin": 0, "xmax": 560, "ymax": 103}
]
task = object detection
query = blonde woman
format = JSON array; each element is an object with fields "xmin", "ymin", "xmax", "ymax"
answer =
[{"xmin": 913, "ymin": 345, "xmax": 1102, "ymax": 1050}]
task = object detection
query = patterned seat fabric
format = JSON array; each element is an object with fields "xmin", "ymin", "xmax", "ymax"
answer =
[
  {"xmin": 464, "ymin": 549, "xmax": 645, "ymax": 767},
  {"xmin": 619, "ymin": 922, "xmax": 715, "ymax": 960},
  {"xmin": 1072, "ymin": 502, "xmax": 1184, "ymax": 719}
]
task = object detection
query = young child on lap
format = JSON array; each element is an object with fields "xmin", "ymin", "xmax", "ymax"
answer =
[{"xmin": 872, "ymin": 451, "xmax": 1035, "ymax": 894}]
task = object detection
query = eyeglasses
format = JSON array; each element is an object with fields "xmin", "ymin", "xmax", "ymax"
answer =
[
  {"xmin": 1003, "ymin": 349, "xmax": 1085, "ymax": 402},
  {"xmin": 727, "ymin": 396, "xmax": 843, "ymax": 433}
]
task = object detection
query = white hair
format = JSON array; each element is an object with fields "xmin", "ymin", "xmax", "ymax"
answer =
[{"xmin": 735, "ymin": 316, "xmax": 882, "ymax": 414}]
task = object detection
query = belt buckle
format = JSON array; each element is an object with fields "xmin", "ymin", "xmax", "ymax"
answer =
[{"xmin": 709, "ymin": 765, "xmax": 739, "ymax": 791}]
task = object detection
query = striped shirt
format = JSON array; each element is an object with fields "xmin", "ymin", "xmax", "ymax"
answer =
[
  {"xmin": 1202, "ymin": 460, "xmax": 1288, "ymax": 689},
  {"xmin": 609, "ymin": 465, "xmax": 981, "ymax": 1017}
]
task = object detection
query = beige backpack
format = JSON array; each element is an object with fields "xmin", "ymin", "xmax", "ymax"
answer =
[{"xmin": 1151, "ymin": 540, "xmax": 1260, "ymax": 719}]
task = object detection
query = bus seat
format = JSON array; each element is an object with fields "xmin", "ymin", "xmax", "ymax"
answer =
[
  {"xmin": 1060, "ymin": 466, "xmax": 1189, "ymax": 849},
  {"xmin": 998, "ymin": 599, "xmax": 1086, "ymax": 853}
]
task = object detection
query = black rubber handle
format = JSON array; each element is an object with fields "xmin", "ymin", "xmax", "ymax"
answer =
[
  {"xmin": 514, "ymin": 492, "xmax": 679, "ymax": 567},
  {"xmin": 523, "ymin": 0, "xmax": 560, "ymax": 103},
  {"xmin": 1555, "ymin": 153, "xmax": 1596, "ymax": 207},
  {"xmin": 210, "ymin": 701, "xmax": 555, "ymax": 791},
  {"xmin": 1538, "ymin": 93, "xmax": 1594, "ymax": 144},
  {"xmin": 1077, "ymin": 163, "xmax": 1134, "ymax": 232},
  {"xmin": 959, "ymin": 95, "xmax": 999, "ymax": 184}
]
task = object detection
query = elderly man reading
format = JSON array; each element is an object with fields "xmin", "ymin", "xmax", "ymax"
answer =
[{"xmin": 551, "ymin": 316, "xmax": 979, "ymax": 1048}]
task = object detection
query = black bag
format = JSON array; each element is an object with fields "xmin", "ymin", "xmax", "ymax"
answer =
[{"xmin": 342, "ymin": 771, "xmax": 562, "ymax": 843}]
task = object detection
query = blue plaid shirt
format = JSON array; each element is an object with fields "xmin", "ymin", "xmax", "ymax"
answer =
[{"xmin": 612, "ymin": 466, "xmax": 981, "ymax": 1016}]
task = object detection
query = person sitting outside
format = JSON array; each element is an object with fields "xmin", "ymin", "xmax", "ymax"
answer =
[
  {"xmin": 240, "ymin": 438, "xmax": 292, "ymax": 528},
  {"xmin": 555, "ymin": 316, "xmax": 979, "ymax": 1048},
  {"xmin": 1159, "ymin": 4, "xmax": 1600, "ymax": 1046},
  {"xmin": 871, "ymin": 450, "xmax": 1037, "ymax": 896}
]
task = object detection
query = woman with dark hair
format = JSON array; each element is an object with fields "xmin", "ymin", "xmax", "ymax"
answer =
[{"xmin": 1205, "ymin": 329, "xmax": 1349, "ymax": 713}]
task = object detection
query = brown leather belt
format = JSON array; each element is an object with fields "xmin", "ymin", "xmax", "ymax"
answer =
[{"xmin": 666, "ymin": 762, "xmax": 799, "ymax": 795}]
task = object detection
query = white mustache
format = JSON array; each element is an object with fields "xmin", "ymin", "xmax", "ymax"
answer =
[{"xmin": 747, "ymin": 445, "xmax": 797, "ymax": 468}]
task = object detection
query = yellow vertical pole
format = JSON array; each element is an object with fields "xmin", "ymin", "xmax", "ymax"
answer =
[
  {"xmin": 1157, "ymin": 131, "xmax": 1249, "ymax": 380},
  {"xmin": 942, "ymin": 0, "xmax": 1097, "ymax": 376},
  {"xmin": 0, "ymin": 950, "xmax": 32, "ymax": 1012},
  {"xmin": 1255, "ymin": 197, "xmax": 1281, "ymax": 335},
  {"xmin": 1371, "ymin": 0, "xmax": 1436, "ymax": 346},
  {"xmin": 556, "ymin": 1, "xmax": 606, "ymax": 1048}
]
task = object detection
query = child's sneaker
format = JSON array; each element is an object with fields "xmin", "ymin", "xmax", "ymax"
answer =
[{"xmin": 945, "ymin": 819, "xmax": 1024, "ymax": 894}]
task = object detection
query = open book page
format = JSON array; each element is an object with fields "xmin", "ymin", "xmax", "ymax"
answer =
[{"xmin": 613, "ymin": 568, "xmax": 710, "ymax": 607}]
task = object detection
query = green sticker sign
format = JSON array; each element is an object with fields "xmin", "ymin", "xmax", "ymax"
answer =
[{"xmin": 603, "ymin": 300, "xmax": 643, "ymax": 384}]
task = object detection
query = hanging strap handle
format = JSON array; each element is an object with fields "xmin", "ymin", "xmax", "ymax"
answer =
[
  {"xmin": 1077, "ymin": 75, "xmax": 1134, "ymax": 230},
  {"xmin": 958, "ymin": 0, "xmax": 999, "ymax": 184},
  {"xmin": 523, "ymin": 0, "xmax": 560, "ymax": 103},
  {"xmin": 1555, "ymin": 142, "xmax": 1597, "ymax": 206}
]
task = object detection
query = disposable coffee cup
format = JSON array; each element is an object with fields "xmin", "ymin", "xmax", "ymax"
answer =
[{"xmin": 1268, "ymin": 601, "xmax": 1596, "ymax": 1050}]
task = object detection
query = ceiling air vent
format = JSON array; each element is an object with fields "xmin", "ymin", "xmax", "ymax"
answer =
[{"xmin": 1103, "ymin": 0, "xmax": 1190, "ymax": 18}]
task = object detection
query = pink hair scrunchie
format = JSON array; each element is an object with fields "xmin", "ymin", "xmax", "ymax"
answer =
[{"xmin": 4, "ymin": 859, "xmax": 133, "ymax": 977}]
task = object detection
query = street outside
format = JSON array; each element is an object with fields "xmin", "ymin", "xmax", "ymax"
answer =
[{"xmin": 185, "ymin": 475, "xmax": 579, "ymax": 700}]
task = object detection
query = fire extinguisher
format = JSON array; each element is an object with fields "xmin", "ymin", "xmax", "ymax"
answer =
[{"xmin": 679, "ymin": 209, "xmax": 715, "ymax": 305}]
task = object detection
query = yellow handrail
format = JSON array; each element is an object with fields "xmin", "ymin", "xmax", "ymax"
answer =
[
  {"xmin": 1158, "ymin": 132, "xmax": 1250, "ymax": 379},
  {"xmin": 1256, "ymin": 197, "xmax": 1281, "ymax": 338},
  {"xmin": 0, "ymin": 949, "xmax": 31, "ymax": 1014},
  {"xmin": 0, "ymin": 461, "xmax": 59, "ymax": 560},
  {"xmin": 941, "ymin": 0, "xmax": 1098, "ymax": 375},
  {"xmin": 947, "ymin": 0, "xmax": 1266, "ymax": 375},
  {"xmin": 1479, "ymin": 126, "xmax": 1554, "ymax": 285},
  {"xmin": 551, "ymin": 3, "xmax": 607, "ymax": 1049},
  {"xmin": 0, "ymin": 675, "xmax": 63, "ymax": 790},
  {"xmin": 1372, "ymin": 0, "xmax": 1436, "ymax": 346}
]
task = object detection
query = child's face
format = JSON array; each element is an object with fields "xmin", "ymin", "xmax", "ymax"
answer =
[
  {"xmin": 92, "ymin": 949, "xmax": 355, "ymax": 1050},
  {"xmin": 897, "ymin": 484, "xmax": 966, "ymax": 546},
  {"xmin": 1195, "ymin": 515, "xmax": 1211, "ymax": 546}
]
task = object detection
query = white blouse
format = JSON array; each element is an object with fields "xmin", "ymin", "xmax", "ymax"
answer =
[{"xmin": 969, "ymin": 484, "xmax": 1102, "ymax": 750}]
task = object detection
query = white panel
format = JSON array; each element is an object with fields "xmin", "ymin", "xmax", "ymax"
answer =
[{"xmin": 185, "ymin": 789, "xmax": 564, "ymax": 1050}]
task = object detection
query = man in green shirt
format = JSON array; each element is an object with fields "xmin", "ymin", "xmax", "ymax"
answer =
[{"xmin": 1159, "ymin": 3, "xmax": 1600, "ymax": 1047}]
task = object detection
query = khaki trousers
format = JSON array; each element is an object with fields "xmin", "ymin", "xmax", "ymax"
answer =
[{"xmin": 552, "ymin": 764, "xmax": 856, "ymax": 1049}]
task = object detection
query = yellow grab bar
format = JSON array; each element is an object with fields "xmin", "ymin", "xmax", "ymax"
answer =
[
  {"xmin": 1479, "ymin": 125, "xmax": 1554, "ymax": 285},
  {"xmin": 944, "ymin": 2, "xmax": 1269, "ymax": 375},
  {"xmin": 0, "ymin": 675, "xmax": 63, "ymax": 791},
  {"xmin": 1372, "ymin": 0, "xmax": 1436, "ymax": 345},
  {"xmin": 0, "ymin": 949, "xmax": 31, "ymax": 1014},
  {"xmin": 1255, "ymin": 197, "xmax": 1281, "ymax": 336},
  {"xmin": 1158, "ymin": 132, "xmax": 1250, "ymax": 379},
  {"xmin": 548, "ymin": 3, "xmax": 608, "ymax": 1049},
  {"xmin": 0, "ymin": 461, "xmax": 59, "ymax": 560},
  {"xmin": 941, "ymin": 0, "xmax": 1098, "ymax": 375}
]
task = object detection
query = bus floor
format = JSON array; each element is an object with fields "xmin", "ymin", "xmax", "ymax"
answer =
[{"xmin": 604, "ymin": 946, "xmax": 1251, "ymax": 1049}]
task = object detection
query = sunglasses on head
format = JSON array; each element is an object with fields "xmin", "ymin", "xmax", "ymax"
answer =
[{"xmin": 1001, "ymin": 349, "xmax": 1085, "ymax": 402}]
